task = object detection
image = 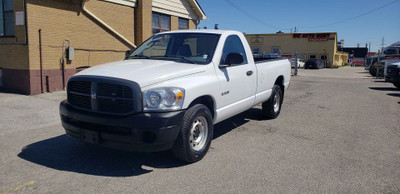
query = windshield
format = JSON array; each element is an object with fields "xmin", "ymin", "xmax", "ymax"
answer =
[{"xmin": 126, "ymin": 33, "xmax": 221, "ymax": 64}]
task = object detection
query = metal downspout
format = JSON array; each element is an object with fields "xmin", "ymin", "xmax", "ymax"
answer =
[
  {"xmin": 38, "ymin": 29, "xmax": 43, "ymax": 93},
  {"xmin": 81, "ymin": 0, "xmax": 136, "ymax": 49}
]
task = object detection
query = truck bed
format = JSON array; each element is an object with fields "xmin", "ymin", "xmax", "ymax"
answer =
[{"xmin": 254, "ymin": 57, "xmax": 285, "ymax": 64}]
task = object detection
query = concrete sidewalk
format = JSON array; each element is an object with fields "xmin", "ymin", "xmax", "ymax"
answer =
[{"xmin": 0, "ymin": 90, "xmax": 66, "ymax": 135}]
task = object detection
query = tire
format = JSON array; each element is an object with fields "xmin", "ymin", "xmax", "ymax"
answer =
[
  {"xmin": 377, "ymin": 68, "xmax": 384, "ymax": 77},
  {"xmin": 393, "ymin": 82, "xmax": 400, "ymax": 90},
  {"xmin": 172, "ymin": 104, "xmax": 213, "ymax": 163},
  {"xmin": 369, "ymin": 67, "xmax": 376, "ymax": 76},
  {"xmin": 262, "ymin": 85, "xmax": 283, "ymax": 119}
]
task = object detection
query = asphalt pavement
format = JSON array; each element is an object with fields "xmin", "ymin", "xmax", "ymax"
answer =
[{"xmin": 0, "ymin": 67, "xmax": 399, "ymax": 193}]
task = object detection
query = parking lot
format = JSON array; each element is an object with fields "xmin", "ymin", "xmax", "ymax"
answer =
[{"xmin": 1, "ymin": 67, "xmax": 399, "ymax": 193}]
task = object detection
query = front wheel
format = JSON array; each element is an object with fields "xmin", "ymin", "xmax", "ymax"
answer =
[
  {"xmin": 262, "ymin": 85, "xmax": 283, "ymax": 119},
  {"xmin": 172, "ymin": 104, "xmax": 213, "ymax": 163}
]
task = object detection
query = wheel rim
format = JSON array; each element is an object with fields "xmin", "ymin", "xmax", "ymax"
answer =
[
  {"xmin": 189, "ymin": 116, "xmax": 208, "ymax": 152},
  {"xmin": 273, "ymin": 91, "xmax": 281, "ymax": 113}
]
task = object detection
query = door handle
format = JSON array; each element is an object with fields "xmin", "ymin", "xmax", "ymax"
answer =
[{"xmin": 246, "ymin": 71, "xmax": 253, "ymax": 76}]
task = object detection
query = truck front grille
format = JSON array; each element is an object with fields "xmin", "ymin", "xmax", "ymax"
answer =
[
  {"xmin": 98, "ymin": 83, "xmax": 133, "ymax": 98},
  {"xmin": 67, "ymin": 76, "xmax": 142, "ymax": 115},
  {"xmin": 69, "ymin": 81, "xmax": 91, "ymax": 94},
  {"xmin": 68, "ymin": 92, "xmax": 91, "ymax": 109}
]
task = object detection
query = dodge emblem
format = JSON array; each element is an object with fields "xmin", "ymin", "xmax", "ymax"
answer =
[{"xmin": 91, "ymin": 92, "xmax": 97, "ymax": 100}]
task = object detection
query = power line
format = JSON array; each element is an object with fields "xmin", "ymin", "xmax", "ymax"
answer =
[
  {"xmin": 223, "ymin": 0, "xmax": 289, "ymax": 31},
  {"xmin": 298, "ymin": 0, "xmax": 399, "ymax": 29}
]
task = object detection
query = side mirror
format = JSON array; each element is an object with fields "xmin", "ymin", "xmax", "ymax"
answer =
[
  {"xmin": 125, "ymin": 50, "xmax": 134, "ymax": 58},
  {"xmin": 220, "ymin": 53, "xmax": 244, "ymax": 68}
]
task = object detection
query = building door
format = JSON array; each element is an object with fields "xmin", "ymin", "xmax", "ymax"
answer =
[{"xmin": 320, "ymin": 55, "xmax": 328, "ymax": 67}]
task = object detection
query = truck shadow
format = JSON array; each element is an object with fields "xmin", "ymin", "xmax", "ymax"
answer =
[
  {"xmin": 213, "ymin": 107, "xmax": 264, "ymax": 139},
  {"xmin": 18, "ymin": 135, "xmax": 182, "ymax": 177},
  {"xmin": 18, "ymin": 108, "xmax": 263, "ymax": 177}
]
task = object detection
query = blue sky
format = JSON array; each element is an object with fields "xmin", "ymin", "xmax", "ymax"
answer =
[{"xmin": 197, "ymin": 0, "xmax": 400, "ymax": 52}]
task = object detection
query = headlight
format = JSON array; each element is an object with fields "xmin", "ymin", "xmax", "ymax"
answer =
[{"xmin": 143, "ymin": 87, "xmax": 184, "ymax": 112}]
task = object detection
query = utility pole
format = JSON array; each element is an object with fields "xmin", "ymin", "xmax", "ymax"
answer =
[
  {"xmin": 294, "ymin": 51, "xmax": 298, "ymax": 76},
  {"xmin": 381, "ymin": 37, "xmax": 385, "ymax": 52},
  {"xmin": 368, "ymin": 42, "xmax": 371, "ymax": 52}
]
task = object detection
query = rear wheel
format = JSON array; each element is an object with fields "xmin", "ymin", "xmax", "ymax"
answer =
[
  {"xmin": 262, "ymin": 85, "xmax": 283, "ymax": 119},
  {"xmin": 172, "ymin": 104, "xmax": 213, "ymax": 163}
]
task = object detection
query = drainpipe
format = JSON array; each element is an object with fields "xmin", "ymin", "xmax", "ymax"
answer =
[
  {"xmin": 81, "ymin": 0, "xmax": 136, "ymax": 49},
  {"xmin": 38, "ymin": 29, "xmax": 43, "ymax": 93},
  {"xmin": 195, "ymin": 20, "xmax": 201, "ymax": 28},
  {"xmin": 61, "ymin": 39, "xmax": 70, "ymax": 90}
]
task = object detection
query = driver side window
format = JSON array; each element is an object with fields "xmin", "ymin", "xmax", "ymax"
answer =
[{"xmin": 220, "ymin": 35, "xmax": 248, "ymax": 65}]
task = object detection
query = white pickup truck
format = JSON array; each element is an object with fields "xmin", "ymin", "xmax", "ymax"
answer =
[{"xmin": 60, "ymin": 30, "xmax": 291, "ymax": 163}]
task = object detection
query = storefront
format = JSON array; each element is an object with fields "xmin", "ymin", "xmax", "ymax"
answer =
[{"xmin": 245, "ymin": 32, "xmax": 348, "ymax": 67}]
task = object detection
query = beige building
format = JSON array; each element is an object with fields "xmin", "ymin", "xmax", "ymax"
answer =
[
  {"xmin": 245, "ymin": 32, "xmax": 348, "ymax": 68},
  {"xmin": 0, "ymin": 0, "xmax": 206, "ymax": 95}
]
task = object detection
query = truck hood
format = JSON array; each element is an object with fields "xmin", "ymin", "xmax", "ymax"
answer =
[{"xmin": 76, "ymin": 59, "xmax": 207, "ymax": 87}]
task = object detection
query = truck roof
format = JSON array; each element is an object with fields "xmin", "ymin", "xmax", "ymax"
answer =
[{"xmin": 158, "ymin": 29, "xmax": 241, "ymax": 35}]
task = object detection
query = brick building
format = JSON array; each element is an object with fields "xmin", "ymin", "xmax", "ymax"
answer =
[
  {"xmin": 0, "ymin": 0, "xmax": 206, "ymax": 94},
  {"xmin": 245, "ymin": 32, "xmax": 349, "ymax": 68}
]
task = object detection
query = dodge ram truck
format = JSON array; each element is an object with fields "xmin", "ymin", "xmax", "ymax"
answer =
[{"xmin": 60, "ymin": 30, "xmax": 291, "ymax": 163}]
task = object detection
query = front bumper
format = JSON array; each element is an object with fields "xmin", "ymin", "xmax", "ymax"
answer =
[
  {"xmin": 59, "ymin": 100, "xmax": 185, "ymax": 152},
  {"xmin": 386, "ymin": 76, "xmax": 400, "ymax": 83},
  {"xmin": 386, "ymin": 67, "xmax": 400, "ymax": 83}
]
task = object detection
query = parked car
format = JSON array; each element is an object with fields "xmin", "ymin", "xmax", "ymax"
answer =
[
  {"xmin": 386, "ymin": 61, "xmax": 400, "ymax": 89},
  {"xmin": 290, "ymin": 58, "xmax": 305, "ymax": 68},
  {"xmin": 304, "ymin": 59, "xmax": 323, "ymax": 69},
  {"xmin": 59, "ymin": 30, "xmax": 291, "ymax": 163},
  {"xmin": 367, "ymin": 56, "xmax": 385, "ymax": 77},
  {"xmin": 365, "ymin": 56, "xmax": 375, "ymax": 70}
]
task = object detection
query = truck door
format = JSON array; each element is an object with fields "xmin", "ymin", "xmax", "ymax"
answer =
[{"xmin": 215, "ymin": 35, "xmax": 256, "ymax": 121}]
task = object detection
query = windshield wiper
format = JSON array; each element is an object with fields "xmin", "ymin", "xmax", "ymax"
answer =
[
  {"xmin": 165, "ymin": 55, "xmax": 197, "ymax": 64},
  {"xmin": 126, "ymin": 55, "xmax": 151, "ymax": 59}
]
